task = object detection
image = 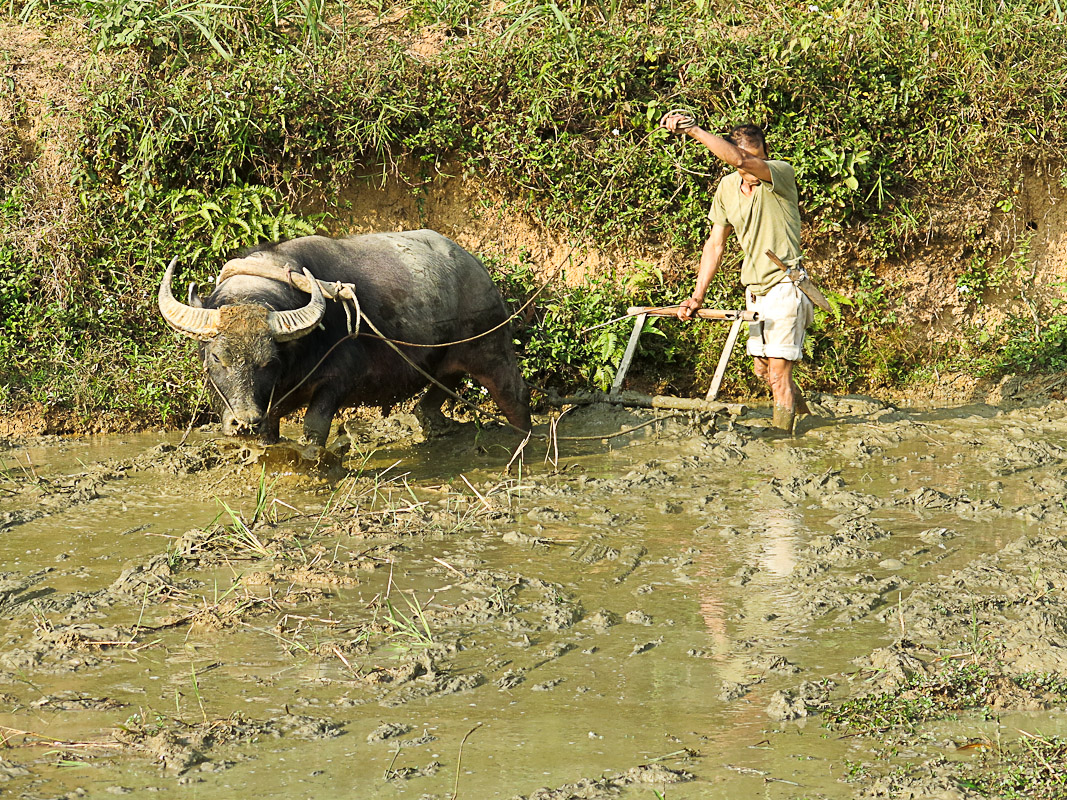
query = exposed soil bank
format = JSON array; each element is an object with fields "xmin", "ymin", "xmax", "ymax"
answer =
[{"xmin": 3, "ymin": 395, "xmax": 1067, "ymax": 798}]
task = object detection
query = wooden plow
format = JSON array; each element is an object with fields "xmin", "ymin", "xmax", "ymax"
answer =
[{"xmin": 610, "ymin": 306, "xmax": 756, "ymax": 404}]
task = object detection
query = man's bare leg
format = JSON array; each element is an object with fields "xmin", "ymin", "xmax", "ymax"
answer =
[{"xmin": 755, "ymin": 356, "xmax": 807, "ymax": 431}]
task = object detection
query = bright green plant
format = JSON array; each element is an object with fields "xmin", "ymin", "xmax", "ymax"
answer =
[
  {"xmin": 492, "ymin": 257, "xmax": 697, "ymax": 393},
  {"xmin": 165, "ymin": 185, "xmax": 318, "ymax": 265},
  {"xmin": 381, "ymin": 592, "xmax": 434, "ymax": 652},
  {"xmin": 81, "ymin": 0, "xmax": 243, "ymax": 58}
]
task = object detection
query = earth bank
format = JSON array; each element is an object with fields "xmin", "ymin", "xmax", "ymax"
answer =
[{"xmin": 4, "ymin": 7, "xmax": 1067, "ymax": 426}]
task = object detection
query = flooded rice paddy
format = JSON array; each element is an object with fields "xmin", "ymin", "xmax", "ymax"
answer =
[{"xmin": 3, "ymin": 394, "xmax": 1067, "ymax": 799}]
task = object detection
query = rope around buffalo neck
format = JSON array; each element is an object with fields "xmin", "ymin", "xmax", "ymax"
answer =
[{"xmin": 267, "ymin": 290, "xmax": 363, "ymax": 414}]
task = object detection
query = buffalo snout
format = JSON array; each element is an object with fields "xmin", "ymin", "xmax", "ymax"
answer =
[{"xmin": 222, "ymin": 409, "xmax": 263, "ymax": 437}]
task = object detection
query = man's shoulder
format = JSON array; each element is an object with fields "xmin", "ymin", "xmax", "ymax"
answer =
[
  {"xmin": 765, "ymin": 159, "xmax": 795, "ymax": 178},
  {"xmin": 764, "ymin": 160, "xmax": 798, "ymax": 198}
]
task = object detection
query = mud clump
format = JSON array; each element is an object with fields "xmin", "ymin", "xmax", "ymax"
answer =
[
  {"xmin": 0, "ymin": 758, "xmax": 31, "ymax": 782},
  {"xmin": 114, "ymin": 712, "xmax": 344, "ymax": 775},
  {"xmin": 765, "ymin": 679, "xmax": 836, "ymax": 721},
  {"xmin": 859, "ymin": 761, "xmax": 981, "ymax": 800},
  {"xmin": 512, "ymin": 763, "xmax": 693, "ymax": 799}
]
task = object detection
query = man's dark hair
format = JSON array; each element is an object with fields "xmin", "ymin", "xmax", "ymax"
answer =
[{"xmin": 726, "ymin": 124, "xmax": 768, "ymax": 155}]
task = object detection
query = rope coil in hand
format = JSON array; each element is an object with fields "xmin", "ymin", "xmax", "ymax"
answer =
[{"xmin": 662, "ymin": 108, "xmax": 698, "ymax": 133}]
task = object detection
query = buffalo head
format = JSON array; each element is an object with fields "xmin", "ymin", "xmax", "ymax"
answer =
[{"xmin": 158, "ymin": 256, "xmax": 326, "ymax": 438}]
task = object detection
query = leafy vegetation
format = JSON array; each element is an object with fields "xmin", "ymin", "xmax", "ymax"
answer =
[
  {"xmin": 1, "ymin": 0, "xmax": 1066, "ymax": 423},
  {"xmin": 827, "ymin": 656, "xmax": 1067, "ymax": 733},
  {"xmin": 825, "ymin": 660, "xmax": 1009, "ymax": 734},
  {"xmin": 495, "ymin": 256, "xmax": 704, "ymax": 393},
  {"xmin": 961, "ymin": 733, "xmax": 1067, "ymax": 800},
  {"xmin": 827, "ymin": 660, "xmax": 1067, "ymax": 799}
]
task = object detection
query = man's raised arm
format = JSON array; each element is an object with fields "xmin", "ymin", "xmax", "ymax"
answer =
[{"xmin": 661, "ymin": 113, "xmax": 773, "ymax": 183}]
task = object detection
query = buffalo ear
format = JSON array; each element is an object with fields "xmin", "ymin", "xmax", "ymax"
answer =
[{"xmin": 187, "ymin": 282, "xmax": 203, "ymax": 308}]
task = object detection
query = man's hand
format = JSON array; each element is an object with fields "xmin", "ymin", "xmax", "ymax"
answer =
[
  {"xmin": 660, "ymin": 112, "xmax": 697, "ymax": 136},
  {"xmin": 677, "ymin": 296, "xmax": 703, "ymax": 320}
]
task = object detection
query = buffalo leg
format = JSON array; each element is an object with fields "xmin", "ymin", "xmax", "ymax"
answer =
[
  {"xmin": 303, "ymin": 392, "xmax": 342, "ymax": 447},
  {"xmin": 416, "ymin": 375, "xmax": 463, "ymax": 437},
  {"xmin": 259, "ymin": 412, "xmax": 282, "ymax": 445}
]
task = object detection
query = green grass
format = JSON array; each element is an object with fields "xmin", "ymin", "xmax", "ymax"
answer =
[
  {"xmin": 961, "ymin": 733, "xmax": 1067, "ymax": 800},
  {"xmin": 827, "ymin": 660, "xmax": 1067, "ymax": 798},
  {"xmin": 381, "ymin": 591, "xmax": 434, "ymax": 653},
  {"xmin": 825, "ymin": 660, "xmax": 1032, "ymax": 734}
]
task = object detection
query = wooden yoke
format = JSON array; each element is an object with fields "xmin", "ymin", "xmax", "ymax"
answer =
[{"xmin": 216, "ymin": 255, "xmax": 363, "ymax": 333}]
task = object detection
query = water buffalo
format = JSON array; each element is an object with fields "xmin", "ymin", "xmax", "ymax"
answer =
[{"xmin": 158, "ymin": 230, "xmax": 532, "ymax": 446}]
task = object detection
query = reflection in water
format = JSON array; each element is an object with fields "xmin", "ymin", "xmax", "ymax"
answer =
[
  {"xmin": 697, "ymin": 510, "xmax": 803, "ymax": 642},
  {"xmin": 760, "ymin": 509, "xmax": 800, "ymax": 579},
  {"xmin": 685, "ymin": 506, "xmax": 817, "ymax": 786},
  {"xmin": 698, "ymin": 593, "xmax": 730, "ymax": 658}
]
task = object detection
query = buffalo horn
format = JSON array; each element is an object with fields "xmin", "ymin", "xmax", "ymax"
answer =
[
  {"xmin": 158, "ymin": 256, "xmax": 221, "ymax": 341},
  {"xmin": 267, "ymin": 268, "xmax": 326, "ymax": 341}
]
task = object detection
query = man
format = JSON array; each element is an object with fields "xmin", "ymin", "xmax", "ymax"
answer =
[{"xmin": 662, "ymin": 114, "xmax": 812, "ymax": 433}]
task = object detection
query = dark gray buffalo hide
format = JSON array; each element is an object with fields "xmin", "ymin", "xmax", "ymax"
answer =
[{"xmin": 158, "ymin": 230, "xmax": 531, "ymax": 446}]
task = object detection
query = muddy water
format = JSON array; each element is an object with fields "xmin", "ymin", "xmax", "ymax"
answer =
[{"xmin": 4, "ymin": 396, "xmax": 1067, "ymax": 798}]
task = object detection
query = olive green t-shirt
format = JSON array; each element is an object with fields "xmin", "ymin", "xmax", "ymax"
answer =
[{"xmin": 708, "ymin": 160, "xmax": 802, "ymax": 295}]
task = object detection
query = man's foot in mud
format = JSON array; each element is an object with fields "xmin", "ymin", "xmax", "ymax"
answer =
[{"xmin": 772, "ymin": 404, "xmax": 796, "ymax": 434}]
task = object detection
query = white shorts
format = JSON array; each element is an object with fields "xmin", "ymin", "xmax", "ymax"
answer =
[{"xmin": 745, "ymin": 279, "xmax": 814, "ymax": 362}]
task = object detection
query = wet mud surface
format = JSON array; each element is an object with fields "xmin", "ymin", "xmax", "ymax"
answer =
[{"xmin": 3, "ymin": 396, "xmax": 1067, "ymax": 798}]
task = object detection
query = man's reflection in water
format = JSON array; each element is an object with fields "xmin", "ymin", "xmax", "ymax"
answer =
[
  {"xmin": 760, "ymin": 509, "xmax": 800, "ymax": 579},
  {"xmin": 697, "ymin": 509, "xmax": 802, "ymax": 664}
]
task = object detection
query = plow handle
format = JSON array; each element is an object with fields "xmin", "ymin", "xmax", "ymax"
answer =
[{"xmin": 627, "ymin": 306, "xmax": 760, "ymax": 322}]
